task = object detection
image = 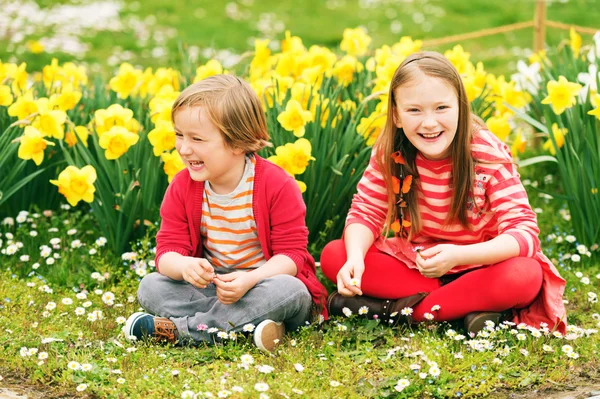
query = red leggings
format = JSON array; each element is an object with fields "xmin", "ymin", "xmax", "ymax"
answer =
[{"xmin": 320, "ymin": 239, "xmax": 543, "ymax": 322}]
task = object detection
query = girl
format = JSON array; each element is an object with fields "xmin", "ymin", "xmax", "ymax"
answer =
[
  {"xmin": 123, "ymin": 75, "xmax": 327, "ymax": 351},
  {"xmin": 320, "ymin": 52, "xmax": 566, "ymax": 335}
]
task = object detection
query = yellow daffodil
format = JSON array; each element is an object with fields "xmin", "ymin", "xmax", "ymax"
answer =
[
  {"xmin": 148, "ymin": 120, "xmax": 176, "ymax": 156},
  {"xmin": 267, "ymin": 154, "xmax": 294, "ymax": 175},
  {"xmin": 65, "ymin": 126, "xmax": 89, "ymax": 148},
  {"xmin": 62, "ymin": 62, "xmax": 88, "ymax": 88},
  {"xmin": 98, "ymin": 126, "xmax": 139, "ymax": 160},
  {"xmin": 32, "ymin": 99, "xmax": 67, "ymax": 140},
  {"xmin": 136, "ymin": 67, "xmax": 155, "ymax": 98},
  {"xmin": 7, "ymin": 91, "xmax": 39, "ymax": 121},
  {"xmin": 194, "ymin": 60, "xmax": 224, "ymax": 83},
  {"xmin": 529, "ymin": 50, "xmax": 547, "ymax": 66},
  {"xmin": 50, "ymin": 165, "xmax": 97, "ymax": 207},
  {"xmin": 570, "ymin": 28, "xmax": 582, "ymax": 58},
  {"xmin": 486, "ymin": 113, "xmax": 512, "ymax": 142},
  {"xmin": 511, "ymin": 129, "xmax": 526, "ymax": 156},
  {"xmin": 109, "ymin": 63, "xmax": 142, "ymax": 99},
  {"xmin": 275, "ymin": 52, "xmax": 297, "ymax": 77},
  {"xmin": 42, "ymin": 58, "xmax": 62, "ymax": 89},
  {"xmin": 17, "ymin": 126, "xmax": 55, "ymax": 166},
  {"xmin": 272, "ymin": 138, "xmax": 315, "ymax": 176},
  {"xmin": 357, "ymin": 111, "xmax": 386, "ymax": 146},
  {"xmin": 147, "ymin": 67, "xmax": 179, "ymax": 96},
  {"xmin": 491, "ymin": 76, "xmax": 531, "ymax": 114},
  {"xmin": 149, "ymin": 86, "xmax": 180, "ymax": 124},
  {"xmin": 0, "ymin": 84, "xmax": 13, "ymax": 106},
  {"xmin": 307, "ymin": 45, "xmax": 337, "ymax": 73},
  {"xmin": 310, "ymin": 97, "xmax": 331, "ymax": 128},
  {"xmin": 271, "ymin": 75, "xmax": 294, "ymax": 104},
  {"xmin": 300, "ymin": 65, "xmax": 325, "ymax": 88},
  {"xmin": 9, "ymin": 62, "xmax": 28, "ymax": 95},
  {"xmin": 444, "ymin": 45, "xmax": 471, "ymax": 74},
  {"xmin": 591, "ymin": 92, "xmax": 600, "ymax": 108},
  {"xmin": 250, "ymin": 78, "xmax": 274, "ymax": 110},
  {"xmin": 472, "ymin": 62, "xmax": 488, "ymax": 88},
  {"xmin": 161, "ymin": 150, "xmax": 185, "ymax": 183},
  {"xmin": 588, "ymin": 105, "xmax": 600, "ymax": 120},
  {"xmin": 295, "ymin": 179, "xmax": 307, "ymax": 193},
  {"xmin": 27, "ymin": 40, "xmax": 44, "ymax": 54},
  {"xmin": 332, "ymin": 55, "xmax": 363, "ymax": 87},
  {"xmin": 543, "ymin": 123, "xmax": 568, "ymax": 155},
  {"xmin": 49, "ymin": 83, "xmax": 82, "ymax": 112},
  {"xmin": 94, "ymin": 104, "xmax": 138, "ymax": 135},
  {"xmin": 392, "ymin": 36, "xmax": 423, "ymax": 57},
  {"xmin": 277, "ymin": 99, "xmax": 313, "ymax": 137},
  {"xmin": 541, "ymin": 76, "xmax": 582, "ymax": 115},
  {"xmin": 281, "ymin": 31, "xmax": 305, "ymax": 54},
  {"xmin": 376, "ymin": 54, "xmax": 405, "ymax": 84},
  {"xmin": 250, "ymin": 39, "xmax": 273, "ymax": 80},
  {"xmin": 365, "ymin": 57, "xmax": 376, "ymax": 72},
  {"xmin": 588, "ymin": 93, "xmax": 600, "ymax": 120},
  {"xmin": 461, "ymin": 75, "xmax": 480, "ymax": 102},
  {"xmin": 340, "ymin": 27, "xmax": 371, "ymax": 56},
  {"xmin": 290, "ymin": 82, "xmax": 314, "ymax": 110}
]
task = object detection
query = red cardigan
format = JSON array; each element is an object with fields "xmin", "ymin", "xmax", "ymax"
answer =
[{"xmin": 155, "ymin": 154, "xmax": 328, "ymax": 316}]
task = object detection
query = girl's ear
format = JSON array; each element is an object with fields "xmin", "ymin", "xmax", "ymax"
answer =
[{"xmin": 392, "ymin": 106, "xmax": 402, "ymax": 128}]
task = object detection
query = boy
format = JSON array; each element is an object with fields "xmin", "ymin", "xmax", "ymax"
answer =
[{"xmin": 123, "ymin": 75, "xmax": 327, "ymax": 352}]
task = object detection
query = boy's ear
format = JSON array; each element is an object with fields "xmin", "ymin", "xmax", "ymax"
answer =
[{"xmin": 232, "ymin": 147, "xmax": 245, "ymax": 156}]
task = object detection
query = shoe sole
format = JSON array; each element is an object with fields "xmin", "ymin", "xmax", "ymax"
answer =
[
  {"xmin": 254, "ymin": 320, "xmax": 285, "ymax": 352},
  {"xmin": 466, "ymin": 312, "xmax": 501, "ymax": 335},
  {"xmin": 122, "ymin": 312, "xmax": 148, "ymax": 341}
]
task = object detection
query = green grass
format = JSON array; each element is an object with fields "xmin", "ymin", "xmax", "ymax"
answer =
[
  {"xmin": 1, "ymin": 166, "xmax": 599, "ymax": 398},
  {"xmin": 3, "ymin": 0, "xmax": 600, "ymax": 75}
]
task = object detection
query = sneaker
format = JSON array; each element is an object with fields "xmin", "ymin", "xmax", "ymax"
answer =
[
  {"xmin": 253, "ymin": 319, "xmax": 285, "ymax": 352},
  {"xmin": 123, "ymin": 312, "xmax": 179, "ymax": 344}
]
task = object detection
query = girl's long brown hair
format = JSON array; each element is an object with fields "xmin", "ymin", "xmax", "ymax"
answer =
[{"xmin": 377, "ymin": 51, "xmax": 484, "ymax": 238}]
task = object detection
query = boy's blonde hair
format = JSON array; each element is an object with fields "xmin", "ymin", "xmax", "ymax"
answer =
[{"xmin": 171, "ymin": 75, "xmax": 270, "ymax": 153}]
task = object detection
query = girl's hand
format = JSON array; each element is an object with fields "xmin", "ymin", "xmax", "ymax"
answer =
[
  {"xmin": 213, "ymin": 272, "xmax": 255, "ymax": 305},
  {"xmin": 336, "ymin": 257, "xmax": 365, "ymax": 297},
  {"xmin": 181, "ymin": 257, "xmax": 215, "ymax": 288},
  {"xmin": 416, "ymin": 244, "xmax": 462, "ymax": 278}
]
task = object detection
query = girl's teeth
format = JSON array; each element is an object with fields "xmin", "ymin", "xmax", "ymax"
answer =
[{"xmin": 422, "ymin": 132, "xmax": 441, "ymax": 138}]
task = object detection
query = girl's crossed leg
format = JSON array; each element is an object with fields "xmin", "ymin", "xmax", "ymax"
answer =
[{"xmin": 320, "ymin": 239, "xmax": 543, "ymax": 322}]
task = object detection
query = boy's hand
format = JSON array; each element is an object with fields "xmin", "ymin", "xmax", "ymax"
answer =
[
  {"xmin": 416, "ymin": 244, "xmax": 462, "ymax": 278},
  {"xmin": 181, "ymin": 257, "xmax": 215, "ymax": 288},
  {"xmin": 213, "ymin": 271, "xmax": 255, "ymax": 305}
]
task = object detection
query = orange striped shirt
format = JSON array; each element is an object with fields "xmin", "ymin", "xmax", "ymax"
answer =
[{"xmin": 201, "ymin": 156, "xmax": 266, "ymax": 270}]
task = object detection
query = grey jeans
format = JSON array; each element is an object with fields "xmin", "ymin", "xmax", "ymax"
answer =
[{"xmin": 137, "ymin": 272, "xmax": 312, "ymax": 343}]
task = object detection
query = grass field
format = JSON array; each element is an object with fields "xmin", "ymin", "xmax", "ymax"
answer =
[{"xmin": 2, "ymin": 0, "xmax": 600, "ymax": 74}]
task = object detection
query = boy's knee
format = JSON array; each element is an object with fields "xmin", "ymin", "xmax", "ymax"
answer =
[
  {"xmin": 262, "ymin": 275, "xmax": 311, "ymax": 303},
  {"xmin": 138, "ymin": 272, "xmax": 167, "ymax": 304}
]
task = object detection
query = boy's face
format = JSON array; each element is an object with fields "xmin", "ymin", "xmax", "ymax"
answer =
[
  {"xmin": 393, "ymin": 74, "xmax": 459, "ymax": 161},
  {"xmin": 174, "ymin": 106, "xmax": 246, "ymax": 194}
]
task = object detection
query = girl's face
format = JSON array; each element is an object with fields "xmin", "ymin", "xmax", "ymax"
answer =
[
  {"xmin": 393, "ymin": 74, "xmax": 459, "ymax": 160},
  {"xmin": 174, "ymin": 106, "xmax": 246, "ymax": 194}
]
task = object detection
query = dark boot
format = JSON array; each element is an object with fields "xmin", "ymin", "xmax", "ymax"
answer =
[
  {"xmin": 464, "ymin": 312, "xmax": 502, "ymax": 335},
  {"xmin": 327, "ymin": 291, "xmax": 428, "ymax": 324}
]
